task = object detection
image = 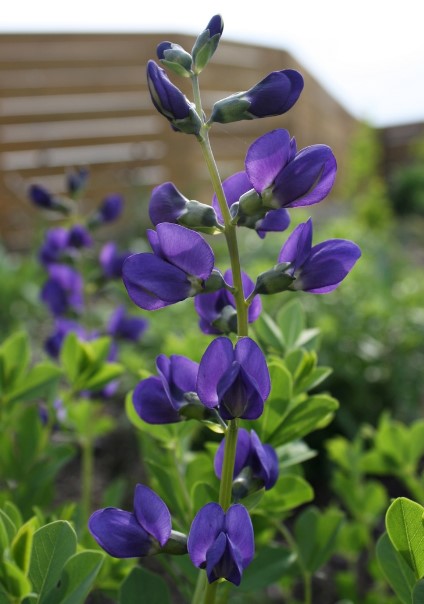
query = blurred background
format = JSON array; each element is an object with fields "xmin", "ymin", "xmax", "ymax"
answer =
[{"xmin": 1, "ymin": 0, "xmax": 423, "ymax": 433}]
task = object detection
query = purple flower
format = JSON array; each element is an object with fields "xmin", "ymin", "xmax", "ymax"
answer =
[
  {"xmin": 123, "ymin": 223, "xmax": 215, "ymax": 311},
  {"xmin": 100, "ymin": 242, "xmax": 131, "ymax": 279},
  {"xmin": 149, "ymin": 182, "xmax": 220, "ymax": 233},
  {"xmin": 191, "ymin": 15, "xmax": 224, "ymax": 74},
  {"xmin": 197, "ymin": 337, "xmax": 270, "ymax": 420},
  {"xmin": 89, "ymin": 484, "xmax": 172, "ymax": 558},
  {"xmin": 107, "ymin": 306, "xmax": 148, "ymax": 342},
  {"xmin": 133, "ymin": 354, "xmax": 198, "ymax": 424},
  {"xmin": 147, "ymin": 61, "xmax": 201, "ymax": 134},
  {"xmin": 38, "ymin": 228, "xmax": 70, "ymax": 266},
  {"xmin": 277, "ymin": 218, "xmax": 361, "ymax": 294},
  {"xmin": 44, "ymin": 318, "xmax": 87, "ymax": 358},
  {"xmin": 210, "ymin": 70, "xmax": 303, "ymax": 124},
  {"xmin": 194, "ymin": 269, "xmax": 261, "ymax": 335},
  {"xmin": 214, "ymin": 429, "xmax": 279, "ymax": 492},
  {"xmin": 244, "ymin": 129, "xmax": 337, "ymax": 210},
  {"xmin": 97, "ymin": 194, "xmax": 123, "ymax": 223},
  {"xmin": 28, "ymin": 184, "xmax": 66, "ymax": 212},
  {"xmin": 67, "ymin": 167, "xmax": 89, "ymax": 196},
  {"xmin": 188, "ymin": 502, "xmax": 254, "ymax": 586},
  {"xmin": 40, "ymin": 265, "xmax": 83, "ymax": 316},
  {"xmin": 156, "ymin": 42, "xmax": 192, "ymax": 77},
  {"xmin": 213, "ymin": 171, "xmax": 290, "ymax": 238}
]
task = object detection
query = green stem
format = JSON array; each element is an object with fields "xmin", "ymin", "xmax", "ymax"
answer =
[
  {"xmin": 81, "ymin": 437, "xmax": 94, "ymax": 523},
  {"xmin": 203, "ymin": 581, "xmax": 218, "ymax": 604},
  {"xmin": 273, "ymin": 521, "xmax": 312, "ymax": 604},
  {"xmin": 218, "ymin": 420, "xmax": 239, "ymax": 510},
  {"xmin": 192, "ymin": 572, "xmax": 207, "ymax": 604}
]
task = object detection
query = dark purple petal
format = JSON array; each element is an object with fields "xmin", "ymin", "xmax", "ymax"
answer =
[
  {"xmin": 88, "ymin": 508, "xmax": 151, "ymax": 558},
  {"xmin": 122, "ymin": 252, "xmax": 192, "ymax": 310},
  {"xmin": 217, "ymin": 363, "xmax": 264, "ymax": 420},
  {"xmin": 206, "ymin": 14, "xmax": 224, "ymax": 37},
  {"xmin": 247, "ymin": 70, "xmax": 304, "ymax": 118},
  {"xmin": 29, "ymin": 184, "xmax": 55, "ymax": 209},
  {"xmin": 98, "ymin": 194, "xmax": 123, "ymax": 222},
  {"xmin": 156, "ymin": 223, "xmax": 214, "ymax": 280},
  {"xmin": 278, "ymin": 218, "xmax": 313, "ymax": 271},
  {"xmin": 256, "ymin": 208, "xmax": 290, "ymax": 239},
  {"xmin": 156, "ymin": 354, "xmax": 198, "ymax": 407},
  {"xmin": 188, "ymin": 502, "xmax": 225, "ymax": 567},
  {"xmin": 205, "ymin": 532, "xmax": 243, "ymax": 586},
  {"xmin": 235, "ymin": 338, "xmax": 270, "ymax": 401},
  {"xmin": 194, "ymin": 290, "xmax": 226, "ymax": 328},
  {"xmin": 212, "ymin": 172, "xmax": 252, "ymax": 221},
  {"xmin": 133, "ymin": 484, "xmax": 171, "ymax": 547},
  {"xmin": 107, "ymin": 306, "xmax": 148, "ymax": 341},
  {"xmin": 296, "ymin": 239, "xmax": 361, "ymax": 293},
  {"xmin": 67, "ymin": 225, "xmax": 92, "ymax": 248},
  {"xmin": 225, "ymin": 504, "xmax": 255, "ymax": 568},
  {"xmin": 262, "ymin": 444, "xmax": 279, "ymax": 489},
  {"xmin": 197, "ymin": 337, "xmax": 234, "ymax": 408},
  {"xmin": 250, "ymin": 430, "xmax": 279, "ymax": 490},
  {"xmin": 149, "ymin": 182, "xmax": 187, "ymax": 226},
  {"xmin": 147, "ymin": 60, "xmax": 191, "ymax": 121},
  {"xmin": 214, "ymin": 428, "xmax": 251, "ymax": 479},
  {"xmin": 225, "ymin": 270, "xmax": 262, "ymax": 324},
  {"xmin": 133, "ymin": 376, "xmax": 181, "ymax": 424},
  {"xmin": 245, "ymin": 129, "xmax": 291, "ymax": 194},
  {"xmin": 100, "ymin": 242, "xmax": 131, "ymax": 279},
  {"xmin": 273, "ymin": 145, "xmax": 337, "ymax": 207}
]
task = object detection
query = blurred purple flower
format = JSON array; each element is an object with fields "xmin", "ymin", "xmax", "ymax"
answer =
[
  {"xmin": 100, "ymin": 242, "xmax": 131, "ymax": 279},
  {"xmin": 67, "ymin": 224, "xmax": 92, "ymax": 248},
  {"xmin": 89, "ymin": 484, "xmax": 171, "ymax": 558},
  {"xmin": 214, "ymin": 428, "xmax": 279, "ymax": 491},
  {"xmin": 123, "ymin": 223, "xmax": 214, "ymax": 311},
  {"xmin": 40, "ymin": 264, "xmax": 83, "ymax": 316},
  {"xmin": 133, "ymin": 354, "xmax": 198, "ymax": 424},
  {"xmin": 107, "ymin": 306, "xmax": 148, "ymax": 342},
  {"xmin": 44, "ymin": 318, "xmax": 87, "ymax": 358},
  {"xmin": 188, "ymin": 502, "xmax": 254, "ymax": 585},
  {"xmin": 194, "ymin": 269, "xmax": 261, "ymax": 334},
  {"xmin": 197, "ymin": 337, "xmax": 270, "ymax": 420},
  {"xmin": 66, "ymin": 167, "xmax": 89, "ymax": 196},
  {"xmin": 97, "ymin": 194, "xmax": 123, "ymax": 223},
  {"xmin": 38, "ymin": 228, "xmax": 70, "ymax": 266}
]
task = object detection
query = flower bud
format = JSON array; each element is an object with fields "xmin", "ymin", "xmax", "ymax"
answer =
[
  {"xmin": 147, "ymin": 61, "xmax": 201, "ymax": 135},
  {"xmin": 254, "ymin": 263, "xmax": 295, "ymax": 295},
  {"xmin": 191, "ymin": 15, "xmax": 224, "ymax": 74},
  {"xmin": 28, "ymin": 184, "xmax": 69, "ymax": 213},
  {"xmin": 210, "ymin": 70, "xmax": 303, "ymax": 124},
  {"xmin": 157, "ymin": 42, "xmax": 192, "ymax": 77}
]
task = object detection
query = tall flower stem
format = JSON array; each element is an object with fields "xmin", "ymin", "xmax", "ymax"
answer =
[
  {"xmin": 81, "ymin": 436, "xmax": 94, "ymax": 524},
  {"xmin": 191, "ymin": 73, "xmax": 247, "ymax": 604}
]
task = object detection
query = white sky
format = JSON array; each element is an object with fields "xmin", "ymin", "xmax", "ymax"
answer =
[{"xmin": 2, "ymin": 0, "xmax": 424, "ymax": 126}]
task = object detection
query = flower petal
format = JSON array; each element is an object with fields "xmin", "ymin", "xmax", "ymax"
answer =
[
  {"xmin": 250, "ymin": 430, "xmax": 279, "ymax": 489},
  {"xmin": 212, "ymin": 171, "xmax": 252, "ymax": 220},
  {"xmin": 88, "ymin": 508, "xmax": 151, "ymax": 558},
  {"xmin": 188, "ymin": 502, "xmax": 225, "ymax": 567},
  {"xmin": 205, "ymin": 532, "xmax": 243, "ymax": 586},
  {"xmin": 156, "ymin": 223, "xmax": 214, "ymax": 280},
  {"xmin": 197, "ymin": 337, "xmax": 235, "ymax": 408},
  {"xmin": 225, "ymin": 504, "xmax": 255, "ymax": 568},
  {"xmin": 133, "ymin": 484, "xmax": 171, "ymax": 547},
  {"xmin": 245, "ymin": 129, "xmax": 291, "ymax": 194},
  {"xmin": 278, "ymin": 218, "xmax": 313, "ymax": 271},
  {"xmin": 234, "ymin": 338, "xmax": 270, "ymax": 401},
  {"xmin": 149, "ymin": 182, "xmax": 187, "ymax": 226},
  {"xmin": 256, "ymin": 208, "xmax": 290, "ymax": 239},
  {"xmin": 133, "ymin": 376, "xmax": 181, "ymax": 423},
  {"xmin": 156, "ymin": 354, "xmax": 198, "ymax": 406}
]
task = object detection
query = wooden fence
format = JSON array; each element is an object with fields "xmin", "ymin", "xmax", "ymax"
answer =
[{"xmin": 0, "ymin": 33, "xmax": 358, "ymax": 249}]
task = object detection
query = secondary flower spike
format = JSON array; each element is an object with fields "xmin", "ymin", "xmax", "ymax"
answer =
[
  {"xmin": 89, "ymin": 484, "xmax": 174, "ymax": 558},
  {"xmin": 133, "ymin": 354, "xmax": 199, "ymax": 424},
  {"xmin": 147, "ymin": 61, "xmax": 201, "ymax": 134},
  {"xmin": 210, "ymin": 70, "xmax": 303, "ymax": 124},
  {"xmin": 255, "ymin": 218, "xmax": 361, "ymax": 295},
  {"xmin": 188, "ymin": 502, "xmax": 254, "ymax": 585},
  {"xmin": 197, "ymin": 336, "xmax": 270, "ymax": 420},
  {"xmin": 123, "ymin": 223, "xmax": 215, "ymax": 310}
]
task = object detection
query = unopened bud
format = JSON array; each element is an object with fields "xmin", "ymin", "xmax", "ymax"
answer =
[
  {"xmin": 254, "ymin": 263, "xmax": 295, "ymax": 295},
  {"xmin": 192, "ymin": 15, "xmax": 224, "ymax": 74},
  {"xmin": 157, "ymin": 42, "xmax": 192, "ymax": 77}
]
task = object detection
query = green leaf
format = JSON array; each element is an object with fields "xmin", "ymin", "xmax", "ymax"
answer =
[
  {"xmin": 260, "ymin": 362, "xmax": 292, "ymax": 440},
  {"xmin": 253, "ymin": 313, "xmax": 284, "ymax": 353},
  {"xmin": 262, "ymin": 475, "xmax": 314, "ymax": 513},
  {"xmin": 376, "ymin": 532, "xmax": 416, "ymax": 604},
  {"xmin": 294, "ymin": 507, "xmax": 344, "ymax": 574},
  {"xmin": 42, "ymin": 550, "xmax": 104, "ymax": 604},
  {"xmin": 1, "ymin": 331, "xmax": 30, "ymax": 389},
  {"xmin": 267, "ymin": 394, "xmax": 338, "ymax": 447},
  {"xmin": 277, "ymin": 299, "xmax": 305, "ymax": 349},
  {"xmin": 0, "ymin": 509, "xmax": 17, "ymax": 544},
  {"xmin": 240, "ymin": 545, "xmax": 296, "ymax": 592},
  {"xmin": 6, "ymin": 364, "xmax": 62, "ymax": 405},
  {"xmin": 3, "ymin": 502, "xmax": 23, "ymax": 530},
  {"xmin": 386, "ymin": 497, "xmax": 424, "ymax": 579},
  {"xmin": 60, "ymin": 333, "xmax": 83, "ymax": 384},
  {"xmin": 413, "ymin": 580, "xmax": 424, "ymax": 604},
  {"xmin": 119, "ymin": 567, "xmax": 171, "ymax": 604},
  {"xmin": 81, "ymin": 362, "xmax": 123, "ymax": 391},
  {"xmin": 0, "ymin": 561, "xmax": 32, "ymax": 599},
  {"xmin": 29, "ymin": 520, "xmax": 77, "ymax": 601},
  {"xmin": 12, "ymin": 518, "xmax": 38, "ymax": 574},
  {"xmin": 295, "ymin": 366, "xmax": 332, "ymax": 395}
]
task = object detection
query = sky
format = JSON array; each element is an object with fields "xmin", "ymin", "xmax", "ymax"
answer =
[{"xmin": 2, "ymin": 0, "xmax": 424, "ymax": 127}]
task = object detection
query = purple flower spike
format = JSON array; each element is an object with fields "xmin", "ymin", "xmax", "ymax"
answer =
[
  {"xmin": 215, "ymin": 429, "xmax": 279, "ymax": 491},
  {"xmin": 100, "ymin": 242, "xmax": 131, "ymax": 279},
  {"xmin": 133, "ymin": 354, "xmax": 198, "ymax": 424},
  {"xmin": 107, "ymin": 306, "xmax": 148, "ymax": 342},
  {"xmin": 38, "ymin": 227, "xmax": 70, "ymax": 266},
  {"xmin": 278, "ymin": 218, "xmax": 361, "ymax": 293},
  {"xmin": 194, "ymin": 269, "xmax": 261, "ymax": 335},
  {"xmin": 211, "ymin": 70, "xmax": 303, "ymax": 124},
  {"xmin": 147, "ymin": 61, "xmax": 201, "ymax": 134},
  {"xmin": 41, "ymin": 264, "xmax": 83, "ymax": 316},
  {"xmin": 188, "ymin": 502, "xmax": 254, "ymax": 586},
  {"xmin": 245, "ymin": 129, "xmax": 337, "ymax": 209},
  {"xmin": 212, "ymin": 171, "xmax": 290, "ymax": 238},
  {"xmin": 197, "ymin": 337, "xmax": 270, "ymax": 420},
  {"xmin": 89, "ymin": 484, "xmax": 171, "ymax": 558},
  {"xmin": 123, "ymin": 223, "xmax": 214, "ymax": 311}
]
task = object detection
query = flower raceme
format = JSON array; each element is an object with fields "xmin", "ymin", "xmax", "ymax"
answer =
[
  {"xmin": 133, "ymin": 354, "xmax": 199, "ymax": 424},
  {"xmin": 210, "ymin": 70, "xmax": 304, "ymax": 124},
  {"xmin": 255, "ymin": 218, "xmax": 362, "ymax": 295},
  {"xmin": 197, "ymin": 337, "xmax": 270, "ymax": 420},
  {"xmin": 188, "ymin": 502, "xmax": 254, "ymax": 585},
  {"xmin": 40, "ymin": 264, "xmax": 84, "ymax": 317},
  {"xmin": 123, "ymin": 223, "xmax": 215, "ymax": 311},
  {"xmin": 89, "ymin": 484, "xmax": 185, "ymax": 558}
]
